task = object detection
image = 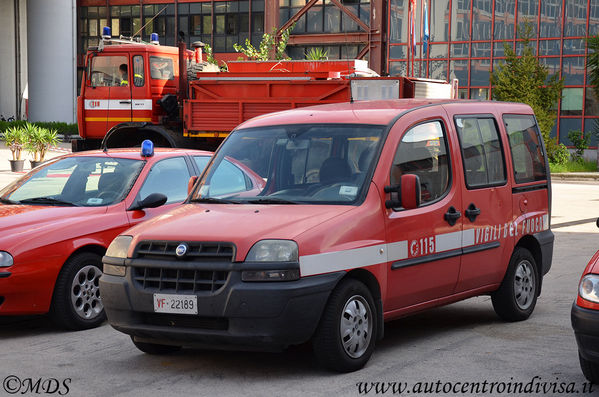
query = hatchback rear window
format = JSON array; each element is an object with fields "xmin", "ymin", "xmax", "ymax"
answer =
[{"xmin": 504, "ymin": 115, "xmax": 547, "ymax": 184}]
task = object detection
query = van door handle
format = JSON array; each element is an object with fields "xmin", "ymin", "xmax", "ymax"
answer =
[
  {"xmin": 120, "ymin": 100, "xmax": 132, "ymax": 104},
  {"xmin": 444, "ymin": 206, "xmax": 461, "ymax": 226},
  {"xmin": 465, "ymin": 203, "xmax": 481, "ymax": 222}
]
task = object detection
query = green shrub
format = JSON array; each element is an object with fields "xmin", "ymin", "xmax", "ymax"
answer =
[
  {"xmin": 546, "ymin": 139, "xmax": 570, "ymax": 165},
  {"xmin": 0, "ymin": 120, "xmax": 78, "ymax": 136},
  {"xmin": 567, "ymin": 129, "xmax": 590, "ymax": 162}
]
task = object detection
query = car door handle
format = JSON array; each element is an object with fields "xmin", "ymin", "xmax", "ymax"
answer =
[
  {"xmin": 465, "ymin": 203, "xmax": 481, "ymax": 222},
  {"xmin": 444, "ymin": 206, "xmax": 461, "ymax": 226},
  {"xmin": 119, "ymin": 100, "xmax": 131, "ymax": 104}
]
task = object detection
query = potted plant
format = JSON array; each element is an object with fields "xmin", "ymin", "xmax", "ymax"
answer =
[
  {"xmin": 27, "ymin": 125, "xmax": 59, "ymax": 168},
  {"xmin": 3, "ymin": 125, "xmax": 27, "ymax": 172}
]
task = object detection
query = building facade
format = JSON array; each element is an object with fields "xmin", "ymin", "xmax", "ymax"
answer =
[{"xmin": 1, "ymin": 0, "xmax": 596, "ymax": 147}]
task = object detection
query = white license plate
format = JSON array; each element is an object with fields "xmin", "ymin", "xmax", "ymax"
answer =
[{"xmin": 153, "ymin": 293, "xmax": 198, "ymax": 315}]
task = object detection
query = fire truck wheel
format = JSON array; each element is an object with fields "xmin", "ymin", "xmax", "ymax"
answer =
[
  {"xmin": 50, "ymin": 252, "xmax": 106, "ymax": 330},
  {"xmin": 491, "ymin": 247, "xmax": 539, "ymax": 322},
  {"xmin": 131, "ymin": 337, "xmax": 182, "ymax": 355},
  {"xmin": 312, "ymin": 279, "xmax": 376, "ymax": 372}
]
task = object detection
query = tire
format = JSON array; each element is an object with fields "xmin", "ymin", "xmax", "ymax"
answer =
[
  {"xmin": 50, "ymin": 252, "xmax": 106, "ymax": 330},
  {"xmin": 579, "ymin": 352, "xmax": 599, "ymax": 384},
  {"xmin": 131, "ymin": 336, "xmax": 182, "ymax": 355},
  {"xmin": 491, "ymin": 247, "xmax": 539, "ymax": 322},
  {"xmin": 312, "ymin": 279, "xmax": 377, "ymax": 372}
]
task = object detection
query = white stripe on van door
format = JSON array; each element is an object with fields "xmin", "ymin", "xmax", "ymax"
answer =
[{"xmin": 298, "ymin": 213, "xmax": 549, "ymax": 277}]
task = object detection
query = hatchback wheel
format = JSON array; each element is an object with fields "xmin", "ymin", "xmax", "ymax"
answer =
[
  {"xmin": 492, "ymin": 247, "xmax": 539, "ymax": 322},
  {"xmin": 51, "ymin": 252, "xmax": 106, "ymax": 330},
  {"xmin": 579, "ymin": 353, "xmax": 599, "ymax": 384},
  {"xmin": 313, "ymin": 279, "xmax": 377, "ymax": 372}
]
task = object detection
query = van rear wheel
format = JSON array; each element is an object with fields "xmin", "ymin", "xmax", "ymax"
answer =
[
  {"xmin": 492, "ymin": 247, "xmax": 539, "ymax": 321},
  {"xmin": 312, "ymin": 279, "xmax": 376, "ymax": 372}
]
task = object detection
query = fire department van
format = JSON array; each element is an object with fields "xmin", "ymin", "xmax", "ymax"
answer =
[{"xmin": 100, "ymin": 99, "xmax": 553, "ymax": 372}]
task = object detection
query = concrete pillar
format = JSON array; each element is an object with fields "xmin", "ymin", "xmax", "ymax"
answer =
[
  {"xmin": 0, "ymin": 0, "xmax": 27, "ymax": 120},
  {"xmin": 27, "ymin": 0, "xmax": 77, "ymax": 123}
]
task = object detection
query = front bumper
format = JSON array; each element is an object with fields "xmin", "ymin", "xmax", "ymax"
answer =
[
  {"xmin": 571, "ymin": 302, "xmax": 599, "ymax": 363},
  {"xmin": 100, "ymin": 265, "xmax": 344, "ymax": 350}
]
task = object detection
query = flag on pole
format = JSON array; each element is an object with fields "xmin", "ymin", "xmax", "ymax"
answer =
[{"xmin": 423, "ymin": 0, "xmax": 429, "ymax": 55}]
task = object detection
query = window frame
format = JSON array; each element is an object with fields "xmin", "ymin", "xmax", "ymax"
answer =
[
  {"xmin": 454, "ymin": 114, "xmax": 508, "ymax": 190},
  {"xmin": 502, "ymin": 114, "xmax": 548, "ymax": 185},
  {"xmin": 389, "ymin": 118, "xmax": 453, "ymax": 211},
  {"xmin": 137, "ymin": 156, "xmax": 195, "ymax": 205}
]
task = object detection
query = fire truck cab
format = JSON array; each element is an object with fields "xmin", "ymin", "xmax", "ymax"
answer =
[
  {"xmin": 100, "ymin": 99, "xmax": 553, "ymax": 372},
  {"xmin": 76, "ymin": 29, "xmax": 214, "ymax": 151}
]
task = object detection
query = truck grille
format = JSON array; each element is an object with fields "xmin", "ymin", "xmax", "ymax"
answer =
[
  {"xmin": 132, "ymin": 241, "xmax": 235, "ymax": 293},
  {"xmin": 133, "ymin": 267, "xmax": 228, "ymax": 293},
  {"xmin": 134, "ymin": 241, "xmax": 234, "ymax": 262}
]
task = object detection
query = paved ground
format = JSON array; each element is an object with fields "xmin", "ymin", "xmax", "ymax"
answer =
[{"xmin": 0, "ymin": 144, "xmax": 598, "ymax": 396}]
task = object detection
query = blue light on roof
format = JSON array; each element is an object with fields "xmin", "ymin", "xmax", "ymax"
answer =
[
  {"xmin": 141, "ymin": 140, "xmax": 154, "ymax": 157},
  {"xmin": 150, "ymin": 33, "xmax": 159, "ymax": 45},
  {"xmin": 102, "ymin": 26, "xmax": 111, "ymax": 39}
]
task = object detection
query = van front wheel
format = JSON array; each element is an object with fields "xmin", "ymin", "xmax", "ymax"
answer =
[
  {"xmin": 492, "ymin": 247, "xmax": 539, "ymax": 322},
  {"xmin": 312, "ymin": 279, "xmax": 376, "ymax": 372}
]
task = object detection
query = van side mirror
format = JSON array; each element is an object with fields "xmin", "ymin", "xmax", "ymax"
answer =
[
  {"xmin": 128, "ymin": 193, "xmax": 168, "ymax": 211},
  {"xmin": 384, "ymin": 174, "xmax": 421, "ymax": 210},
  {"xmin": 400, "ymin": 174, "xmax": 421, "ymax": 210},
  {"xmin": 188, "ymin": 175, "xmax": 199, "ymax": 195}
]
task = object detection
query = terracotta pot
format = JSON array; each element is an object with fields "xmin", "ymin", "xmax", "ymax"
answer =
[{"xmin": 9, "ymin": 159, "xmax": 25, "ymax": 172}]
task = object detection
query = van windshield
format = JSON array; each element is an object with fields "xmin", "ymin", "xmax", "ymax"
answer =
[{"xmin": 192, "ymin": 124, "xmax": 385, "ymax": 205}]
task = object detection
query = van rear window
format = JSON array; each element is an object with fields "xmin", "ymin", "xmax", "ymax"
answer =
[{"xmin": 504, "ymin": 115, "xmax": 547, "ymax": 184}]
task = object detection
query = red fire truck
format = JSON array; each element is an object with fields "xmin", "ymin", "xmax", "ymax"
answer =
[{"xmin": 74, "ymin": 28, "xmax": 456, "ymax": 152}]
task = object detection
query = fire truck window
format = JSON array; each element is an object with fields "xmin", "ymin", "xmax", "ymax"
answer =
[
  {"xmin": 139, "ymin": 157, "xmax": 191, "ymax": 204},
  {"xmin": 455, "ymin": 117, "xmax": 506, "ymax": 188},
  {"xmin": 150, "ymin": 56, "xmax": 175, "ymax": 80},
  {"xmin": 133, "ymin": 55, "xmax": 145, "ymax": 87},
  {"xmin": 89, "ymin": 56, "xmax": 129, "ymax": 87},
  {"xmin": 391, "ymin": 121, "xmax": 450, "ymax": 205},
  {"xmin": 504, "ymin": 115, "xmax": 547, "ymax": 184}
]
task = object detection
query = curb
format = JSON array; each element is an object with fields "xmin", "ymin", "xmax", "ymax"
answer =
[{"xmin": 551, "ymin": 173, "xmax": 599, "ymax": 181}]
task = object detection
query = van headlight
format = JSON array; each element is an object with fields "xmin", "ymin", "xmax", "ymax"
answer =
[
  {"xmin": 245, "ymin": 240, "xmax": 298, "ymax": 262},
  {"xmin": 105, "ymin": 235, "xmax": 133, "ymax": 259},
  {"xmin": 0, "ymin": 251, "xmax": 13, "ymax": 267},
  {"xmin": 242, "ymin": 240, "xmax": 299, "ymax": 282},
  {"xmin": 580, "ymin": 274, "xmax": 599, "ymax": 304}
]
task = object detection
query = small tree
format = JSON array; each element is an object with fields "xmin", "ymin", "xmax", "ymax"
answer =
[
  {"xmin": 3, "ymin": 126, "xmax": 26, "ymax": 161},
  {"xmin": 491, "ymin": 23, "xmax": 564, "ymax": 162},
  {"xmin": 233, "ymin": 25, "xmax": 294, "ymax": 61},
  {"xmin": 587, "ymin": 35, "xmax": 599, "ymax": 102}
]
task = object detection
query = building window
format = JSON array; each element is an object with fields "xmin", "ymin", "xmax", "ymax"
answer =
[{"xmin": 561, "ymin": 88, "xmax": 584, "ymax": 116}]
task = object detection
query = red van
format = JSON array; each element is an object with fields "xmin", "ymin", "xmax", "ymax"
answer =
[{"xmin": 100, "ymin": 99, "xmax": 553, "ymax": 372}]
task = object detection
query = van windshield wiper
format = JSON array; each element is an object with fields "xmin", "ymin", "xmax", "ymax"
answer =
[
  {"xmin": 246, "ymin": 197, "xmax": 299, "ymax": 205},
  {"xmin": 18, "ymin": 197, "xmax": 79, "ymax": 206},
  {"xmin": 190, "ymin": 197, "xmax": 241, "ymax": 204},
  {"xmin": 0, "ymin": 197, "xmax": 17, "ymax": 205}
]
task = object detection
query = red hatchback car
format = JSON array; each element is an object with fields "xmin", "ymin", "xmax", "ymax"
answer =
[
  {"xmin": 572, "ymin": 223, "xmax": 599, "ymax": 384},
  {"xmin": 0, "ymin": 145, "xmax": 227, "ymax": 330}
]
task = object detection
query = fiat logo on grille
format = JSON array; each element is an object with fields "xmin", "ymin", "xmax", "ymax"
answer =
[{"xmin": 175, "ymin": 243, "xmax": 189, "ymax": 257}]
